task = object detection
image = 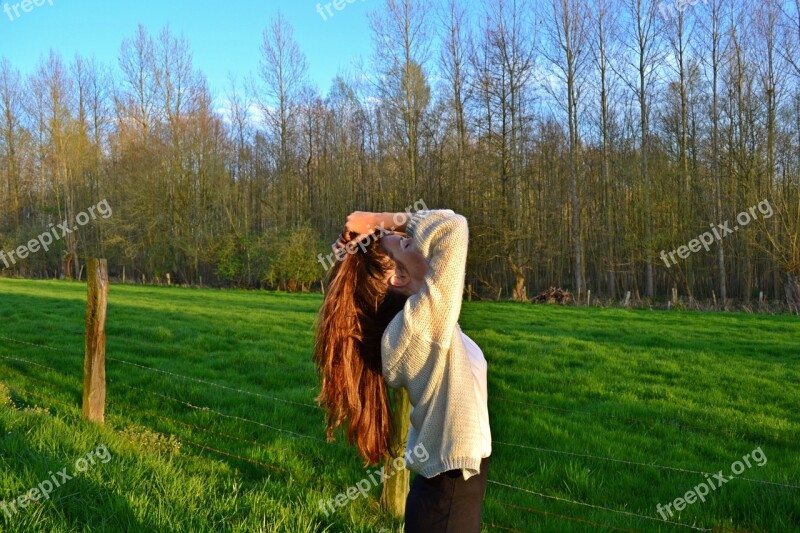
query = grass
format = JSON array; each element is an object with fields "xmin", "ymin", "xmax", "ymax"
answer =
[{"xmin": 0, "ymin": 277, "xmax": 798, "ymax": 532}]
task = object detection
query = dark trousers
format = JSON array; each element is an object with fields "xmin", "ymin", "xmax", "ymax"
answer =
[{"xmin": 404, "ymin": 456, "xmax": 490, "ymax": 533}]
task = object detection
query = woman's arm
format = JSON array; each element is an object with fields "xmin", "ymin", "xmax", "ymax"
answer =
[
  {"xmin": 382, "ymin": 210, "xmax": 469, "ymax": 385},
  {"xmin": 403, "ymin": 210, "xmax": 468, "ymax": 342}
]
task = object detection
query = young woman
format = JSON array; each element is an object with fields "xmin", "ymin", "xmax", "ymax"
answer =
[{"xmin": 313, "ymin": 208, "xmax": 492, "ymax": 532}]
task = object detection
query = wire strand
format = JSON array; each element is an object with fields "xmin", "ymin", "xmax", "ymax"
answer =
[
  {"xmin": 114, "ymin": 401, "xmax": 320, "ymax": 464},
  {"xmin": 487, "ymin": 479, "xmax": 715, "ymax": 531},
  {"xmin": 111, "ymin": 381, "xmax": 344, "ymax": 448},
  {"xmin": 493, "ymin": 395, "xmax": 786, "ymax": 443},
  {"xmin": 494, "ymin": 440, "xmax": 800, "ymax": 490},
  {"xmin": 0, "ymin": 354, "xmax": 65, "ymax": 373},
  {"xmin": 1, "ymin": 334, "xmax": 323, "ymax": 410},
  {"xmin": 0, "ymin": 335, "xmax": 61, "ymax": 351},
  {"xmin": 106, "ymin": 356, "xmax": 322, "ymax": 411},
  {"xmin": 487, "ymin": 499, "xmax": 640, "ymax": 533},
  {"xmin": 110, "ymin": 402, "xmax": 312, "ymax": 480}
]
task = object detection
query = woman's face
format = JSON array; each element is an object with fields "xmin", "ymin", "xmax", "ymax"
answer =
[{"xmin": 380, "ymin": 233, "xmax": 428, "ymax": 296}]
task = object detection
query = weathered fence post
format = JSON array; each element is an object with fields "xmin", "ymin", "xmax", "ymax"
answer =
[
  {"xmin": 381, "ymin": 387, "xmax": 411, "ymax": 517},
  {"xmin": 83, "ymin": 259, "xmax": 108, "ymax": 423}
]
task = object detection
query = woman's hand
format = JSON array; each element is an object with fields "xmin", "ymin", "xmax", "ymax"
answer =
[
  {"xmin": 331, "ymin": 211, "xmax": 412, "ymax": 256},
  {"xmin": 343, "ymin": 211, "xmax": 380, "ymax": 237},
  {"xmin": 331, "ymin": 212, "xmax": 379, "ymax": 257}
]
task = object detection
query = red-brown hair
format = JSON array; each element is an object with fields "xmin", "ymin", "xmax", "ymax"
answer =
[{"xmin": 313, "ymin": 233, "xmax": 408, "ymax": 466}]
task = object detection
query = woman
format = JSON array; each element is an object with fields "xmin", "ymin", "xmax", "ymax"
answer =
[{"xmin": 313, "ymin": 208, "xmax": 492, "ymax": 532}]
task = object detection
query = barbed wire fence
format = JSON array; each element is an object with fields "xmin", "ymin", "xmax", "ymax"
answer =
[{"xmin": 0, "ymin": 330, "xmax": 800, "ymax": 533}]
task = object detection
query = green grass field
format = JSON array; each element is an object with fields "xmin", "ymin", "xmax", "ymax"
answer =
[{"xmin": 0, "ymin": 278, "xmax": 798, "ymax": 532}]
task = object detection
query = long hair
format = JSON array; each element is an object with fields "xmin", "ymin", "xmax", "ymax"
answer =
[{"xmin": 313, "ymin": 233, "xmax": 408, "ymax": 466}]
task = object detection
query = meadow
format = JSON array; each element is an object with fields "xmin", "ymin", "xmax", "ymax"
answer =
[{"xmin": 0, "ymin": 278, "xmax": 798, "ymax": 532}]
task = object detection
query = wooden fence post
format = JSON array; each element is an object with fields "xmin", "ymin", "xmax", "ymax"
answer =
[
  {"xmin": 380, "ymin": 387, "xmax": 411, "ymax": 517},
  {"xmin": 83, "ymin": 259, "xmax": 108, "ymax": 423}
]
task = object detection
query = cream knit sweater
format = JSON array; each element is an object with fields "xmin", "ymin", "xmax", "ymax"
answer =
[{"xmin": 381, "ymin": 209, "xmax": 488, "ymax": 480}]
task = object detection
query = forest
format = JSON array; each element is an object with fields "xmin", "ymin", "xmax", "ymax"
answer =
[{"xmin": 1, "ymin": 0, "xmax": 799, "ymax": 305}]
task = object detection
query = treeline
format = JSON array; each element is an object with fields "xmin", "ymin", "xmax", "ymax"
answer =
[{"xmin": 0, "ymin": 0, "xmax": 799, "ymax": 303}]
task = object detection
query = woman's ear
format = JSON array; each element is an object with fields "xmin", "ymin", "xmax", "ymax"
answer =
[{"xmin": 388, "ymin": 270, "xmax": 410, "ymax": 290}]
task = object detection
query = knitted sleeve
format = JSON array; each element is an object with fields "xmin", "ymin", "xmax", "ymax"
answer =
[{"xmin": 381, "ymin": 209, "xmax": 468, "ymax": 387}]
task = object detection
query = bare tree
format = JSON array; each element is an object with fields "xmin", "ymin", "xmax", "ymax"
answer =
[
  {"xmin": 118, "ymin": 25, "xmax": 156, "ymax": 142},
  {"xmin": 369, "ymin": 0, "xmax": 432, "ymax": 195},
  {"xmin": 470, "ymin": 0, "xmax": 536, "ymax": 301},
  {"xmin": 0, "ymin": 60, "xmax": 24, "ymax": 232},
  {"xmin": 30, "ymin": 52, "xmax": 80, "ymax": 279},
  {"xmin": 541, "ymin": 0, "xmax": 592, "ymax": 295},
  {"xmin": 665, "ymin": 4, "xmax": 693, "ymax": 201},
  {"xmin": 257, "ymin": 12, "xmax": 308, "ymax": 173},
  {"xmin": 620, "ymin": 0, "xmax": 664, "ymax": 298},
  {"xmin": 754, "ymin": 0, "xmax": 786, "ymax": 298},
  {"xmin": 439, "ymin": 0, "xmax": 471, "ymax": 168},
  {"xmin": 697, "ymin": 0, "xmax": 729, "ymax": 301},
  {"xmin": 591, "ymin": 0, "xmax": 622, "ymax": 297},
  {"xmin": 153, "ymin": 27, "xmax": 207, "ymax": 281}
]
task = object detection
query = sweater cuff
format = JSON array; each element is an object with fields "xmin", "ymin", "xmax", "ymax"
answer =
[
  {"xmin": 405, "ymin": 209, "xmax": 430, "ymax": 240},
  {"xmin": 404, "ymin": 209, "xmax": 460, "ymax": 260}
]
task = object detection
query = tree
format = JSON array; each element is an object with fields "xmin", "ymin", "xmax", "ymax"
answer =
[
  {"xmin": 590, "ymin": 0, "xmax": 622, "ymax": 297},
  {"xmin": 369, "ymin": 0, "xmax": 432, "ymax": 197},
  {"xmin": 0, "ymin": 60, "xmax": 24, "ymax": 233},
  {"xmin": 472, "ymin": 0, "xmax": 536, "ymax": 301},
  {"xmin": 541, "ymin": 0, "xmax": 592, "ymax": 295},
  {"xmin": 256, "ymin": 12, "xmax": 309, "ymax": 228},
  {"xmin": 118, "ymin": 25, "xmax": 156, "ymax": 142},
  {"xmin": 439, "ymin": 0, "xmax": 471, "ymax": 177},
  {"xmin": 621, "ymin": 0, "xmax": 664, "ymax": 298},
  {"xmin": 30, "ymin": 52, "xmax": 82, "ymax": 279},
  {"xmin": 698, "ymin": 0, "xmax": 729, "ymax": 300}
]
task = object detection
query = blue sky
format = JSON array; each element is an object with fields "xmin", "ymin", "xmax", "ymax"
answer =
[{"xmin": 0, "ymin": 0, "xmax": 384, "ymax": 99}]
